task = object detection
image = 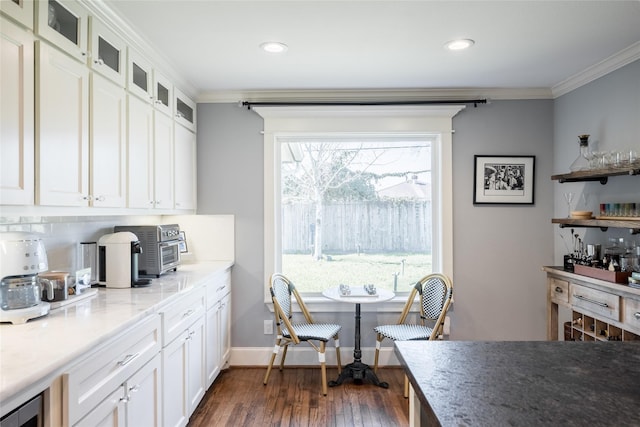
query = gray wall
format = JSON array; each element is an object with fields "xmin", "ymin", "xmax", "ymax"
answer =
[
  {"xmin": 553, "ymin": 60, "xmax": 640, "ymax": 265},
  {"xmin": 197, "ymin": 99, "xmax": 556, "ymax": 347}
]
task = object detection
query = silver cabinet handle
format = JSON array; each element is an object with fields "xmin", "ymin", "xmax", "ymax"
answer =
[
  {"xmin": 555, "ymin": 286, "xmax": 563, "ymax": 293},
  {"xmin": 117, "ymin": 352, "xmax": 140, "ymax": 366},
  {"xmin": 634, "ymin": 312, "xmax": 640, "ymax": 320},
  {"xmin": 94, "ymin": 58, "xmax": 104, "ymax": 65},
  {"xmin": 182, "ymin": 309, "xmax": 195, "ymax": 318},
  {"xmin": 129, "ymin": 385, "xmax": 140, "ymax": 393},
  {"xmin": 573, "ymin": 294, "xmax": 609, "ymax": 308},
  {"xmin": 95, "ymin": 195, "xmax": 105, "ymax": 202}
]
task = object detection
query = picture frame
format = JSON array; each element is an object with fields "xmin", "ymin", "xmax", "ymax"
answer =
[
  {"xmin": 473, "ymin": 155, "xmax": 535, "ymax": 205},
  {"xmin": 178, "ymin": 231, "xmax": 188, "ymax": 253}
]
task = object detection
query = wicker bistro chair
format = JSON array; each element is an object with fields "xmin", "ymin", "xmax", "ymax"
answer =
[
  {"xmin": 373, "ymin": 273, "xmax": 453, "ymax": 397},
  {"xmin": 263, "ymin": 273, "xmax": 342, "ymax": 395}
]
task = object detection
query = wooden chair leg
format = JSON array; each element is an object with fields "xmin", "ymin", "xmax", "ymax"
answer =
[
  {"xmin": 334, "ymin": 335, "xmax": 342, "ymax": 373},
  {"xmin": 319, "ymin": 342, "xmax": 328, "ymax": 396},
  {"xmin": 279, "ymin": 344, "xmax": 289, "ymax": 371},
  {"xmin": 403, "ymin": 374, "xmax": 409, "ymax": 398},
  {"xmin": 373, "ymin": 334, "xmax": 383, "ymax": 373},
  {"xmin": 264, "ymin": 339, "xmax": 281, "ymax": 385}
]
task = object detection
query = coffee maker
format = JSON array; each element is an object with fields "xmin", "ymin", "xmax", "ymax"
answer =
[
  {"xmin": 97, "ymin": 232, "xmax": 150, "ymax": 288},
  {"xmin": 0, "ymin": 232, "xmax": 51, "ymax": 324}
]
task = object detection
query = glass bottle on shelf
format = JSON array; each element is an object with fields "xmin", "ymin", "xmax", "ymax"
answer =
[{"xmin": 570, "ymin": 134, "xmax": 591, "ymax": 171}]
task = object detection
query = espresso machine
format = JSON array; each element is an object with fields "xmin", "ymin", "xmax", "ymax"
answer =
[
  {"xmin": 97, "ymin": 232, "xmax": 151, "ymax": 288},
  {"xmin": 0, "ymin": 232, "xmax": 51, "ymax": 324}
]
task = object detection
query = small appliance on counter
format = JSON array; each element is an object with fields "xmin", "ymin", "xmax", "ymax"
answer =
[
  {"xmin": 114, "ymin": 224, "xmax": 181, "ymax": 277},
  {"xmin": 0, "ymin": 232, "xmax": 51, "ymax": 324},
  {"xmin": 97, "ymin": 232, "xmax": 151, "ymax": 288},
  {"xmin": 38, "ymin": 271, "xmax": 70, "ymax": 303}
]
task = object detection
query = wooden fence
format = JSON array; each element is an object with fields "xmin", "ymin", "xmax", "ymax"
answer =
[{"xmin": 282, "ymin": 201, "xmax": 432, "ymax": 253}]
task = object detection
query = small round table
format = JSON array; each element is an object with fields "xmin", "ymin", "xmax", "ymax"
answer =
[{"xmin": 322, "ymin": 286, "xmax": 395, "ymax": 388}]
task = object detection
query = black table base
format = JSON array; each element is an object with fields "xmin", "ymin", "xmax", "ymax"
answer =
[{"xmin": 329, "ymin": 302, "xmax": 388, "ymax": 389}]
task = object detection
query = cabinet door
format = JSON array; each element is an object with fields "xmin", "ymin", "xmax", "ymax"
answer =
[
  {"xmin": 35, "ymin": 0, "xmax": 89, "ymax": 62},
  {"xmin": 74, "ymin": 386, "xmax": 125, "ymax": 427},
  {"xmin": 187, "ymin": 316, "xmax": 206, "ymax": 416},
  {"xmin": 205, "ymin": 305, "xmax": 220, "ymax": 388},
  {"xmin": 173, "ymin": 124, "xmax": 196, "ymax": 210},
  {"xmin": 0, "ymin": 0, "xmax": 34, "ymax": 29},
  {"xmin": 162, "ymin": 331, "xmax": 188, "ymax": 427},
  {"xmin": 153, "ymin": 69, "xmax": 173, "ymax": 117},
  {"xmin": 220, "ymin": 293, "xmax": 231, "ymax": 366},
  {"xmin": 127, "ymin": 95, "xmax": 154, "ymax": 209},
  {"xmin": 88, "ymin": 16, "xmax": 126, "ymax": 87},
  {"xmin": 36, "ymin": 41, "xmax": 89, "ymax": 206},
  {"xmin": 127, "ymin": 48, "xmax": 153, "ymax": 103},
  {"xmin": 90, "ymin": 73, "xmax": 126, "ymax": 207},
  {"xmin": 153, "ymin": 111, "xmax": 174, "ymax": 209},
  {"xmin": 126, "ymin": 353, "xmax": 161, "ymax": 427},
  {"xmin": 0, "ymin": 17, "xmax": 34, "ymax": 205},
  {"xmin": 174, "ymin": 87, "xmax": 196, "ymax": 132}
]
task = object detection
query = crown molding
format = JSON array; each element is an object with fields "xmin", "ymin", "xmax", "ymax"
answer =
[
  {"xmin": 552, "ymin": 41, "xmax": 640, "ymax": 98},
  {"xmin": 197, "ymin": 88, "xmax": 553, "ymax": 104},
  {"xmin": 80, "ymin": 0, "xmax": 198, "ymax": 99}
]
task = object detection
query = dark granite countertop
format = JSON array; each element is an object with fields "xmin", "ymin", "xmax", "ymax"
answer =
[{"xmin": 395, "ymin": 341, "xmax": 640, "ymax": 427}]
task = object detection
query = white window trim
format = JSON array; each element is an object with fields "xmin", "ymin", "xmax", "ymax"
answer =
[{"xmin": 255, "ymin": 105, "xmax": 464, "ymax": 311}]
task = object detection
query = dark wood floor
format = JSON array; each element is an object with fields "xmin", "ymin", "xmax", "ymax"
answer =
[{"xmin": 188, "ymin": 367, "xmax": 409, "ymax": 427}]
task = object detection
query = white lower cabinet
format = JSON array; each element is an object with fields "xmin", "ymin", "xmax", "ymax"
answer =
[
  {"xmin": 160, "ymin": 289, "xmax": 206, "ymax": 427},
  {"xmin": 205, "ymin": 269, "xmax": 232, "ymax": 388},
  {"xmin": 65, "ymin": 315, "xmax": 161, "ymax": 426},
  {"xmin": 74, "ymin": 354, "xmax": 161, "ymax": 427}
]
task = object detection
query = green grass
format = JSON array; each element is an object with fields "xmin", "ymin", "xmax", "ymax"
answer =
[{"xmin": 282, "ymin": 253, "xmax": 432, "ymax": 293}]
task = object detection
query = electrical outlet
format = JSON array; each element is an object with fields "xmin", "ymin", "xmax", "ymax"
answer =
[{"xmin": 264, "ymin": 319, "xmax": 273, "ymax": 335}]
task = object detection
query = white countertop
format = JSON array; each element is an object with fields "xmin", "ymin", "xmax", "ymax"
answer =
[{"xmin": 0, "ymin": 261, "xmax": 233, "ymax": 416}]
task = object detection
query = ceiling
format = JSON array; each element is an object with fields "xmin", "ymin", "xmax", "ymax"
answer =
[{"xmin": 102, "ymin": 0, "xmax": 640, "ymax": 101}]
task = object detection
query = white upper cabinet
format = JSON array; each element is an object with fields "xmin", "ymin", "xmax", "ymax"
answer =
[
  {"xmin": 0, "ymin": 17, "xmax": 34, "ymax": 205},
  {"xmin": 153, "ymin": 111, "xmax": 175, "ymax": 210},
  {"xmin": 127, "ymin": 48, "xmax": 153, "ymax": 103},
  {"xmin": 35, "ymin": 40, "xmax": 90, "ymax": 206},
  {"xmin": 174, "ymin": 87, "xmax": 196, "ymax": 132},
  {"xmin": 173, "ymin": 124, "xmax": 196, "ymax": 210},
  {"xmin": 0, "ymin": 0, "xmax": 34, "ymax": 29},
  {"xmin": 127, "ymin": 94, "xmax": 155, "ymax": 209},
  {"xmin": 153, "ymin": 69, "xmax": 173, "ymax": 117},
  {"xmin": 90, "ymin": 73, "xmax": 127, "ymax": 208},
  {"xmin": 88, "ymin": 16, "xmax": 126, "ymax": 87},
  {"xmin": 35, "ymin": 0, "xmax": 89, "ymax": 62}
]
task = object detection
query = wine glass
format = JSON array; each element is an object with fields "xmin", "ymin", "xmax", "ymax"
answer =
[{"xmin": 563, "ymin": 192, "xmax": 574, "ymax": 218}]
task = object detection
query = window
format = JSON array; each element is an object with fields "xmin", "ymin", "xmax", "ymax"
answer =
[
  {"xmin": 256, "ymin": 105, "xmax": 463, "ymax": 304},
  {"xmin": 280, "ymin": 135, "xmax": 435, "ymax": 294}
]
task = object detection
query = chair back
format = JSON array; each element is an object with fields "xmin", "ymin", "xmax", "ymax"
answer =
[
  {"xmin": 269, "ymin": 273, "xmax": 315, "ymax": 344},
  {"xmin": 416, "ymin": 273, "xmax": 453, "ymax": 339}
]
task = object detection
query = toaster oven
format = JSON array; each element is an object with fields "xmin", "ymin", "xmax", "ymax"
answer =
[{"xmin": 114, "ymin": 224, "xmax": 181, "ymax": 277}]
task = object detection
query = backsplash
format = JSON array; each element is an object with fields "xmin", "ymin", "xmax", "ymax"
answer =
[{"xmin": 0, "ymin": 215, "xmax": 162, "ymax": 272}]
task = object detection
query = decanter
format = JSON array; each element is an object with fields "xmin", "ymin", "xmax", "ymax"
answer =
[{"xmin": 570, "ymin": 134, "xmax": 591, "ymax": 171}]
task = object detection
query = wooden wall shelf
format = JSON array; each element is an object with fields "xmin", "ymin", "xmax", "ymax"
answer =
[{"xmin": 551, "ymin": 165, "xmax": 640, "ymax": 184}]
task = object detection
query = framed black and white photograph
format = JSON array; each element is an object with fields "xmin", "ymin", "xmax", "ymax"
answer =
[
  {"xmin": 178, "ymin": 231, "xmax": 188, "ymax": 253},
  {"xmin": 473, "ymin": 155, "xmax": 535, "ymax": 205}
]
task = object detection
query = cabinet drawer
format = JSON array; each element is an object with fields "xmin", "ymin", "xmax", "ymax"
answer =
[
  {"xmin": 570, "ymin": 283, "xmax": 621, "ymax": 322},
  {"xmin": 623, "ymin": 297, "xmax": 640, "ymax": 334},
  {"xmin": 160, "ymin": 287, "xmax": 205, "ymax": 345},
  {"xmin": 206, "ymin": 269, "xmax": 231, "ymax": 310},
  {"xmin": 548, "ymin": 278, "xmax": 569, "ymax": 305},
  {"xmin": 65, "ymin": 314, "xmax": 161, "ymax": 426}
]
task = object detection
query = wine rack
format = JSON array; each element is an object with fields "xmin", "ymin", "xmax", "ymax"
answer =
[{"xmin": 569, "ymin": 310, "xmax": 640, "ymax": 342}]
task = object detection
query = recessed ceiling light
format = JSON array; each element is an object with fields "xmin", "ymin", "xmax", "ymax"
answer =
[
  {"xmin": 444, "ymin": 39, "xmax": 475, "ymax": 51},
  {"xmin": 260, "ymin": 41, "xmax": 288, "ymax": 54}
]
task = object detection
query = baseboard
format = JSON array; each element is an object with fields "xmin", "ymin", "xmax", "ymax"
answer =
[{"xmin": 229, "ymin": 346, "xmax": 400, "ymax": 367}]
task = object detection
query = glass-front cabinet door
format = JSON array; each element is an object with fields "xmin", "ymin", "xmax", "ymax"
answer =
[
  {"xmin": 35, "ymin": 0, "xmax": 89, "ymax": 62},
  {"xmin": 0, "ymin": 0, "xmax": 34, "ymax": 29},
  {"xmin": 127, "ymin": 48, "xmax": 153, "ymax": 102},
  {"xmin": 88, "ymin": 16, "xmax": 126, "ymax": 87},
  {"xmin": 153, "ymin": 70, "xmax": 173, "ymax": 117},
  {"xmin": 174, "ymin": 88, "xmax": 196, "ymax": 132}
]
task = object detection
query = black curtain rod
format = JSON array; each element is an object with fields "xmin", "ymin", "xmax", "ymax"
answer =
[{"xmin": 241, "ymin": 99, "xmax": 487, "ymax": 110}]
